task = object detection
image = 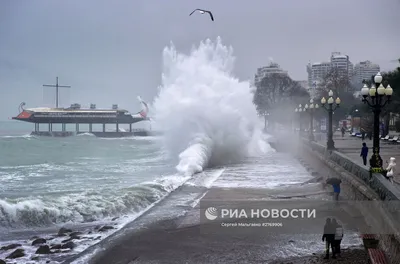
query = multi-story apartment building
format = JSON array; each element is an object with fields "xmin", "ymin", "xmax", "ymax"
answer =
[
  {"xmin": 254, "ymin": 61, "xmax": 288, "ymax": 87},
  {"xmin": 307, "ymin": 52, "xmax": 354, "ymax": 97},
  {"xmin": 353, "ymin": 60, "xmax": 380, "ymax": 84},
  {"xmin": 330, "ymin": 52, "xmax": 353, "ymax": 79},
  {"xmin": 306, "ymin": 62, "xmax": 331, "ymax": 98}
]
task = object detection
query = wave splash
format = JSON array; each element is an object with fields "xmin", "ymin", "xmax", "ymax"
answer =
[{"xmin": 153, "ymin": 37, "xmax": 272, "ymax": 176}]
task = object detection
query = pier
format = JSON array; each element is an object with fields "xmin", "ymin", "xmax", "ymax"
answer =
[
  {"xmin": 31, "ymin": 123, "xmax": 149, "ymax": 138},
  {"xmin": 12, "ymin": 77, "xmax": 152, "ymax": 138},
  {"xmin": 15, "ymin": 108, "xmax": 151, "ymax": 138}
]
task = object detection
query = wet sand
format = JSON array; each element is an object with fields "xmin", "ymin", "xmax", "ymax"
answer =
[{"xmin": 85, "ymin": 187, "xmax": 370, "ymax": 264}]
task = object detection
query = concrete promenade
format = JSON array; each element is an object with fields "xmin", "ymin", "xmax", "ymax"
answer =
[
  {"xmin": 315, "ymin": 131, "xmax": 400, "ymax": 184},
  {"xmin": 87, "ymin": 187, "xmax": 370, "ymax": 264}
]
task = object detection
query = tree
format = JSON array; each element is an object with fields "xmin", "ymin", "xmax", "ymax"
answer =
[
  {"xmin": 361, "ymin": 113, "xmax": 374, "ymax": 133},
  {"xmin": 315, "ymin": 67, "xmax": 359, "ymax": 123},
  {"xmin": 316, "ymin": 67, "xmax": 352, "ymax": 97},
  {"xmin": 253, "ymin": 73, "xmax": 309, "ymax": 130},
  {"xmin": 361, "ymin": 74, "xmax": 375, "ymax": 86},
  {"xmin": 395, "ymin": 120, "xmax": 400, "ymax": 132},
  {"xmin": 380, "ymin": 60, "xmax": 400, "ymax": 134},
  {"xmin": 383, "ymin": 60, "xmax": 400, "ymax": 114}
]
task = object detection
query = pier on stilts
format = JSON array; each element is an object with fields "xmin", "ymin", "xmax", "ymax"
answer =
[
  {"xmin": 31, "ymin": 121, "xmax": 149, "ymax": 138},
  {"xmin": 12, "ymin": 77, "xmax": 152, "ymax": 138}
]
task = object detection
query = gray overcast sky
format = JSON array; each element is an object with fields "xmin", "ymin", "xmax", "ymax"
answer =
[{"xmin": 1, "ymin": 0, "xmax": 399, "ymax": 120}]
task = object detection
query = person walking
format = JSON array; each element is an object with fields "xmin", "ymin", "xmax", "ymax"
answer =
[
  {"xmin": 332, "ymin": 218, "xmax": 343, "ymax": 257},
  {"xmin": 332, "ymin": 183, "xmax": 340, "ymax": 201},
  {"xmin": 360, "ymin": 142, "xmax": 368, "ymax": 166},
  {"xmin": 361, "ymin": 127, "xmax": 366, "ymax": 140},
  {"xmin": 322, "ymin": 218, "xmax": 336, "ymax": 259},
  {"xmin": 326, "ymin": 178, "xmax": 341, "ymax": 202},
  {"xmin": 341, "ymin": 126, "xmax": 345, "ymax": 137}
]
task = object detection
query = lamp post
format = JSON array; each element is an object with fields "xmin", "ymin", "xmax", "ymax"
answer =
[
  {"xmin": 351, "ymin": 109, "xmax": 360, "ymax": 134},
  {"xmin": 304, "ymin": 98, "xmax": 319, "ymax": 141},
  {"xmin": 262, "ymin": 112, "xmax": 270, "ymax": 132},
  {"xmin": 294, "ymin": 107, "xmax": 300, "ymax": 135},
  {"xmin": 320, "ymin": 90, "xmax": 341, "ymax": 150},
  {"xmin": 295, "ymin": 104, "xmax": 306, "ymax": 136},
  {"xmin": 360, "ymin": 72, "xmax": 393, "ymax": 171}
]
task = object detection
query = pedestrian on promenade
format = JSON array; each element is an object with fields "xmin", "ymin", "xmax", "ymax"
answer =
[
  {"xmin": 384, "ymin": 157, "xmax": 396, "ymax": 184},
  {"xmin": 332, "ymin": 183, "xmax": 340, "ymax": 201},
  {"xmin": 360, "ymin": 142, "xmax": 368, "ymax": 166},
  {"xmin": 361, "ymin": 128, "xmax": 366, "ymax": 140},
  {"xmin": 341, "ymin": 127, "xmax": 345, "ymax": 137},
  {"xmin": 332, "ymin": 218, "xmax": 343, "ymax": 257},
  {"xmin": 326, "ymin": 178, "xmax": 341, "ymax": 201},
  {"xmin": 322, "ymin": 218, "xmax": 336, "ymax": 259}
]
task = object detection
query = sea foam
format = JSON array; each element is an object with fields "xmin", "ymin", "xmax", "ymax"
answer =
[{"xmin": 153, "ymin": 37, "xmax": 272, "ymax": 176}]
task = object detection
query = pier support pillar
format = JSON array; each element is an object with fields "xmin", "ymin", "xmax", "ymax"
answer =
[
  {"xmin": 62, "ymin": 124, "xmax": 66, "ymax": 132},
  {"xmin": 76, "ymin": 124, "xmax": 79, "ymax": 133},
  {"xmin": 102, "ymin": 124, "xmax": 106, "ymax": 132},
  {"xmin": 89, "ymin": 123, "xmax": 92, "ymax": 133},
  {"xmin": 35, "ymin": 123, "xmax": 38, "ymax": 132},
  {"xmin": 129, "ymin": 123, "xmax": 132, "ymax": 132},
  {"xmin": 116, "ymin": 123, "xmax": 119, "ymax": 132},
  {"xmin": 48, "ymin": 123, "xmax": 52, "ymax": 132}
]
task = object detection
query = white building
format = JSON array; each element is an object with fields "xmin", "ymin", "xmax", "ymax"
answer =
[
  {"xmin": 330, "ymin": 52, "xmax": 353, "ymax": 79},
  {"xmin": 353, "ymin": 60, "xmax": 380, "ymax": 84},
  {"xmin": 307, "ymin": 52, "xmax": 354, "ymax": 97},
  {"xmin": 254, "ymin": 61, "xmax": 288, "ymax": 86},
  {"xmin": 307, "ymin": 62, "xmax": 331, "ymax": 98}
]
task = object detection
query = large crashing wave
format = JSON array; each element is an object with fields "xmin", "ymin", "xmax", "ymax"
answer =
[
  {"xmin": 153, "ymin": 37, "xmax": 272, "ymax": 176},
  {"xmin": 0, "ymin": 180, "xmax": 175, "ymax": 228}
]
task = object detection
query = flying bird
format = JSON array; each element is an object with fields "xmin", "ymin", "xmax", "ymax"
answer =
[{"xmin": 189, "ymin": 9, "xmax": 214, "ymax": 21}]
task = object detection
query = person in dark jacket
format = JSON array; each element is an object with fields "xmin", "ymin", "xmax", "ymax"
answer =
[
  {"xmin": 332, "ymin": 183, "xmax": 340, "ymax": 201},
  {"xmin": 360, "ymin": 142, "xmax": 368, "ymax": 166},
  {"xmin": 322, "ymin": 218, "xmax": 336, "ymax": 259},
  {"xmin": 332, "ymin": 218, "xmax": 343, "ymax": 257}
]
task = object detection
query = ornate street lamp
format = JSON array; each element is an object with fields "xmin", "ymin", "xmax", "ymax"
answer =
[
  {"xmin": 360, "ymin": 72, "xmax": 393, "ymax": 171},
  {"xmin": 320, "ymin": 90, "xmax": 341, "ymax": 150},
  {"xmin": 262, "ymin": 112, "xmax": 270, "ymax": 132},
  {"xmin": 295, "ymin": 104, "xmax": 307, "ymax": 136},
  {"xmin": 304, "ymin": 98, "xmax": 319, "ymax": 141}
]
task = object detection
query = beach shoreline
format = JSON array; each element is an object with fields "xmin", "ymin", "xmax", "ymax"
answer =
[
  {"xmin": 0, "ymin": 149, "xmax": 373, "ymax": 264},
  {"xmin": 76, "ymin": 186, "xmax": 369, "ymax": 264}
]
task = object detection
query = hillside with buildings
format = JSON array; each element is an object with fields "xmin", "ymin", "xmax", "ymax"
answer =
[
  {"xmin": 306, "ymin": 52, "xmax": 380, "ymax": 98},
  {"xmin": 253, "ymin": 53, "xmax": 381, "ymax": 99}
]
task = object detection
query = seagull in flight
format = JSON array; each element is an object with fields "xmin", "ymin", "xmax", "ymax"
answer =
[{"xmin": 189, "ymin": 9, "xmax": 214, "ymax": 21}]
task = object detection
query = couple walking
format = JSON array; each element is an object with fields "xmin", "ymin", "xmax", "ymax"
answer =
[{"xmin": 322, "ymin": 218, "xmax": 343, "ymax": 259}]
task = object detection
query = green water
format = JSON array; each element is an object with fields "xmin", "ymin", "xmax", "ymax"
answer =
[{"xmin": 0, "ymin": 121, "xmax": 179, "ymax": 229}]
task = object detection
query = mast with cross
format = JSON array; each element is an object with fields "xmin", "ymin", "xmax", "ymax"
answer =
[{"xmin": 43, "ymin": 77, "xmax": 71, "ymax": 108}]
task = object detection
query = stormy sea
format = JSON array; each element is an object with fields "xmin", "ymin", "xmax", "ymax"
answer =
[{"xmin": 0, "ymin": 38, "xmax": 361, "ymax": 264}]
